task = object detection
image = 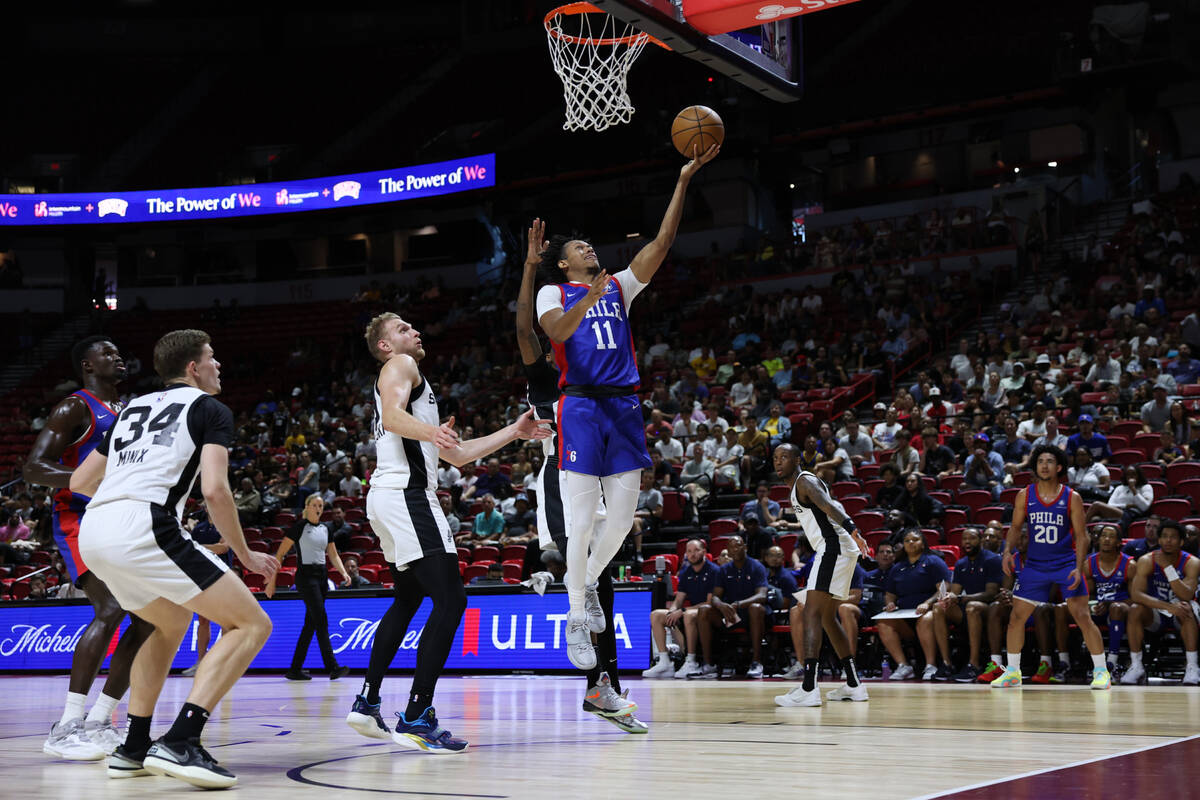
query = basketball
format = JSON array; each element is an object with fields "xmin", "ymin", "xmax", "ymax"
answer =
[{"xmin": 671, "ymin": 105, "xmax": 724, "ymax": 158}]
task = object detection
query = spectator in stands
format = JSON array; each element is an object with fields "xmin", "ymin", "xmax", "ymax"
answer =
[
  {"xmin": 703, "ymin": 535, "xmax": 770, "ymax": 679},
  {"xmin": 338, "ymin": 462, "xmax": 363, "ymax": 498},
  {"xmin": 438, "ymin": 494, "xmax": 461, "ymax": 541},
  {"xmin": 1067, "ymin": 414, "xmax": 1112, "ymax": 462},
  {"xmin": 962, "ymin": 433, "xmax": 1004, "ymax": 499},
  {"xmin": 297, "ymin": 450, "xmax": 320, "ymax": 503},
  {"xmin": 738, "ymin": 414, "xmax": 770, "ymax": 489},
  {"xmin": 740, "ymin": 483, "xmax": 782, "ymax": 557},
  {"xmin": 1134, "ymin": 284, "xmax": 1166, "ymax": 321},
  {"xmin": 654, "ymin": 427, "xmax": 685, "ymax": 466},
  {"xmin": 470, "ymin": 562, "xmax": 506, "ymax": 586},
  {"xmin": 1015, "ymin": 403, "xmax": 1049, "ymax": 442},
  {"xmin": 890, "ymin": 428, "xmax": 920, "ymax": 477},
  {"xmin": 1141, "ymin": 385, "xmax": 1172, "ymax": 433},
  {"xmin": 325, "ymin": 505, "xmax": 354, "ymax": 551},
  {"xmin": 630, "ymin": 471, "xmax": 663, "ymax": 563},
  {"xmin": 839, "ymin": 419, "xmax": 874, "ymax": 470},
  {"xmin": 1142, "ymin": 360, "xmax": 1176, "ymax": 394},
  {"xmin": 0, "ymin": 512, "xmax": 32, "ymax": 565},
  {"xmin": 714, "ymin": 428, "xmax": 744, "ymax": 490},
  {"xmin": 643, "ymin": 409, "xmax": 672, "ymax": 441},
  {"xmin": 27, "ymin": 574, "xmax": 48, "ymax": 600},
  {"xmin": 233, "ymin": 477, "xmax": 261, "ymax": 524},
  {"xmin": 680, "ymin": 443, "xmax": 715, "ymax": 510},
  {"xmin": 1032, "ymin": 415, "xmax": 1068, "ymax": 451},
  {"xmin": 878, "ymin": 530, "xmax": 952, "ymax": 680},
  {"xmin": 872, "ymin": 406, "xmax": 902, "ymax": 450},
  {"xmin": 995, "ymin": 417, "xmax": 1032, "ymax": 474},
  {"xmin": 690, "ymin": 346, "xmax": 717, "ymax": 381},
  {"xmin": 1085, "ymin": 465, "xmax": 1153, "ymax": 525},
  {"xmin": 1168, "ymin": 402, "xmax": 1192, "ymax": 452},
  {"xmin": 1068, "ymin": 447, "xmax": 1111, "ymax": 502},
  {"xmin": 758, "ymin": 403, "xmax": 792, "ymax": 449},
  {"xmin": 1154, "ymin": 429, "xmax": 1186, "ymax": 464},
  {"xmin": 343, "ymin": 555, "xmax": 372, "ymax": 588},
  {"xmin": 982, "ymin": 371, "xmax": 1006, "ymax": 408},
  {"xmin": 881, "ymin": 329, "xmax": 907, "ymax": 360},
  {"xmin": 918, "ymin": 428, "xmax": 956, "ymax": 479},
  {"xmin": 500, "ymin": 495, "xmax": 537, "ymax": 547},
  {"xmin": 643, "ymin": 539, "xmax": 719, "ymax": 679},
  {"xmin": 462, "ymin": 494, "xmax": 504, "ymax": 548},
  {"xmin": 475, "ymin": 457, "xmax": 513, "ymax": 500},
  {"xmin": 714, "ymin": 350, "xmax": 738, "ymax": 386},
  {"xmin": 316, "ymin": 476, "xmax": 336, "ymax": 506},
  {"xmin": 729, "ymin": 369, "xmax": 756, "ymax": 410},
  {"xmin": 934, "ymin": 528, "xmax": 1003, "ymax": 682},
  {"xmin": 894, "ymin": 473, "xmax": 936, "ymax": 527},
  {"xmin": 1000, "ymin": 364, "xmax": 1027, "ymax": 396},
  {"xmin": 875, "ymin": 463, "xmax": 905, "ymax": 509},
  {"xmin": 1122, "ymin": 514, "xmax": 1161, "ymax": 559},
  {"xmin": 1085, "ymin": 345, "xmax": 1122, "ymax": 387},
  {"xmin": 354, "ymin": 429, "xmax": 376, "ymax": 462}
]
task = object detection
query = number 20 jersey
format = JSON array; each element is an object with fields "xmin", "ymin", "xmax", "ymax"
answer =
[
  {"xmin": 1025, "ymin": 485, "xmax": 1076, "ymax": 571},
  {"xmin": 550, "ymin": 270, "xmax": 640, "ymax": 388},
  {"xmin": 87, "ymin": 383, "xmax": 235, "ymax": 520}
]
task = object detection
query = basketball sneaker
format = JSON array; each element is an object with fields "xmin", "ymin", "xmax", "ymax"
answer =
[
  {"xmin": 686, "ymin": 663, "xmax": 718, "ymax": 680},
  {"xmin": 565, "ymin": 612, "xmax": 597, "ymax": 670},
  {"xmin": 990, "ymin": 667, "xmax": 1022, "ymax": 688},
  {"xmin": 889, "ymin": 663, "xmax": 914, "ymax": 681},
  {"xmin": 1183, "ymin": 664, "xmax": 1200, "ymax": 686},
  {"xmin": 84, "ymin": 719, "xmax": 123, "ymax": 754},
  {"xmin": 977, "ymin": 661, "xmax": 1005, "ymax": 683},
  {"xmin": 921, "ymin": 664, "xmax": 938, "ymax": 681},
  {"xmin": 781, "ymin": 661, "xmax": 805, "ymax": 680},
  {"xmin": 107, "ymin": 742, "xmax": 151, "ymax": 779},
  {"xmin": 746, "ymin": 661, "xmax": 764, "ymax": 679},
  {"xmin": 673, "ymin": 655, "xmax": 699, "ymax": 679},
  {"xmin": 642, "ymin": 654, "xmax": 674, "ymax": 678},
  {"xmin": 392, "ymin": 708, "xmax": 468, "ymax": 754},
  {"xmin": 1030, "ymin": 662, "xmax": 1053, "ymax": 684},
  {"xmin": 602, "ymin": 695, "xmax": 649, "ymax": 735},
  {"xmin": 43, "ymin": 718, "xmax": 106, "ymax": 761},
  {"xmin": 143, "ymin": 737, "xmax": 237, "ymax": 789},
  {"xmin": 346, "ymin": 694, "xmax": 392, "ymax": 740},
  {"xmin": 1120, "ymin": 663, "xmax": 1147, "ymax": 685},
  {"xmin": 826, "ymin": 683, "xmax": 869, "ymax": 702},
  {"xmin": 1091, "ymin": 666, "xmax": 1113, "ymax": 690},
  {"xmin": 583, "ymin": 583, "xmax": 605, "ymax": 633},
  {"xmin": 952, "ymin": 664, "xmax": 980, "ymax": 683},
  {"xmin": 582, "ymin": 674, "xmax": 638, "ymax": 717},
  {"xmin": 774, "ymin": 685, "xmax": 821, "ymax": 707}
]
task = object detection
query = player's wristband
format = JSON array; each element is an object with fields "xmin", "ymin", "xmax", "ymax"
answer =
[
  {"xmin": 1164, "ymin": 565, "xmax": 1180, "ymax": 582},
  {"xmin": 841, "ymin": 518, "xmax": 858, "ymax": 534}
]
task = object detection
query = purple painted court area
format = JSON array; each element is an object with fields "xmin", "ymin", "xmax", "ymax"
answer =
[{"xmin": 938, "ymin": 735, "xmax": 1200, "ymax": 800}]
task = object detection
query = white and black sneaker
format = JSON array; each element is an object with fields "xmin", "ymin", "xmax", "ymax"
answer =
[
  {"xmin": 107, "ymin": 742, "xmax": 151, "ymax": 779},
  {"xmin": 143, "ymin": 738, "xmax": 237, "ymax": 789},
  {"xmin": 346, "ymin": 694, "xmax": 392, "ymax": 740}
]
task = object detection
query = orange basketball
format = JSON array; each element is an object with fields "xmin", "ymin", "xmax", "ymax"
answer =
[{"xmin": 671, "ymin": 105, "xmax": 724, "ymax": 158}]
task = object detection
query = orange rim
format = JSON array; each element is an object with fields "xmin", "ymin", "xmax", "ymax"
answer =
[{"xmin": 544, "ymin": 2, "xmax": 671, "ymax": 50}]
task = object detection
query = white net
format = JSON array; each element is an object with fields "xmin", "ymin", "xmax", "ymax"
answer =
[{"xmin": 545, "ymin": 6, "xmax": 653, "ymax": 132}]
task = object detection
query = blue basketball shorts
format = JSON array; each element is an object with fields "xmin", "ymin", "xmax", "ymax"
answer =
[
  {"xmin": 557, "ymin": 394, "xmax": 652, "ymax": 477},
  {"xmin": 1013, "ymin": 562, "xmax": 1088, "ymax": 605}
]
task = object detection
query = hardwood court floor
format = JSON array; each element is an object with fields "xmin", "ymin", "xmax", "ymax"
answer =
[{"xmin": 4, "ymin": 674, "xmax": 1198, "ymax": 799}]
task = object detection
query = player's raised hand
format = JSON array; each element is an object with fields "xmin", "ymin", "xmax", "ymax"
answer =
[
  {"xmin": 244, "ymin": 551, "xmax": 280, "ymax": 581},
  {"xmin": 681, "ymin": 142, "xmax": 720, "ymax": 180},
  {"xmin": 583, "ymin": 269, "xmax": 609, "ymax": 308},
  {"xmin": 525, "ymin": 217, "xmax": 547, "ymax": 268},
  {"xmin": 513, "ymin": 408, "xmax": 553, "ymax": 441},
  {"xmin": 433, "ymin": 416, "xmax": 461, "ymax": 449}
]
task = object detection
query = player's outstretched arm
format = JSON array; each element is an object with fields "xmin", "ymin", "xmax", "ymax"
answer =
[
  {"xmin": 25, "ymin": 396, "xmax": 89, "ymax": 488},
  {"xmin": 628, "ymin": 142, "xmax": 719, "ymax": 284},
  {"xmin": 516, "ymin": 218, "xmax": 547, "ymax": 366},
  {"xmin": 201, "ymin": 443, "xmax": 278, "ymax": 580},
  {"xmin": 69, "ymin": 447, "xmax": 108, "ymax": 498},
  {"xmin": 438, "ymin": 409, "xmax": 551, "ymax": 468},
  {"xmin": 380, "ymin": 355, "xmax": 459, "ymax": 450}
]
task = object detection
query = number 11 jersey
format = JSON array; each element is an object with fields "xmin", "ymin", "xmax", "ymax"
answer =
[
  {"xmin": 536, "ymin": 268, "xmax": 646, "ymax": 388},
  {"xmin": 87, "ymin": 383, "xmax": 235, "ymax": 520}
]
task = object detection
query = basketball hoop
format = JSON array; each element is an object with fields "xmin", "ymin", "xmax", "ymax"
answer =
[{"xmin": 544, "ymin": 2, "xmax": 669, "ymax": 132}]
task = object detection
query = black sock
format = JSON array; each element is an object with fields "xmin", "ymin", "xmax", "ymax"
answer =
[
  {"xmin": 363, "ymin": 678, "xmax": 381, "ymax": 706},
  {"xmin": 585, "ymin": 666, "xmax": 603, "ymax": 688},
  {"xmin": 163, "ymin": 703, "xmax": 209, "ymax": 745},
  {"xmin": 125, "ymin": 714, "xmax": 152, "ymax": 751},
  {"xmin": 404, "ymin": 687, "xmax": 434, "ymax": 722},
  {"xmin": 841, "ymin": 657, "xmax": 860, "ymax": 688},
  {"xmin": 802, "ymin": 659, "xmax": 819, "ymax": 692},
  {"xmin": 604, "ymin": 661, "xmax": 622, "ymax": 694}
]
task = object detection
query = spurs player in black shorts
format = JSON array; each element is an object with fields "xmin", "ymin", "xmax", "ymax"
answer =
[
  {"xmin": 344, "ymin": 311, "xmax": 550, "ymax": 754},
  {"xmin": 518, "ymin": 219, "xmax": 646, "ymax": 733},
  {"xmin": 71, "ymin": 330, "xmax": 279, "ymax": 789}
]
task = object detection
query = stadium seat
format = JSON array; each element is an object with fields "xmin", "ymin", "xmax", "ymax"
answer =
[
  {"xmin": 974, "ymin": 506, "xmax": 1006, "ymax": 525},
  {"xmin": 1151, "ymin": 498, "xmax": 1191, "ymax": 519},
  {"xmin": 777, "ymin": 534, "xmax": 798, "ymax": 561},
  {"xmin": 1166, "ymin": 462, "xmax": 1200, "ymax": 488},
  {"xmin": 929, "ymin": 490, "xmax": 952, "ymax": 505},
  {"xmin": 862, "ymin": 478, "xmax": 884, "ymax": 497},
  {"xmin": 1132, "ymin": 433, "xmax": 1161, "ymax": 460},
  {"xmin": 931, "ymin": 544, "xmax": 960, "ymax": 564},
  {"xmin": 1140, "ymin": 463, "xmax": 1164, "ymax": 481},
  {"xmin": 500, "ymin": 545, "xmax": 527, "ymax": 563},
  {"xmin": 473, "ymin": 545, "xmax": 500, "ymax": 563},
  {"xmin": 831, "ymin": 481, "xmax": 860, "ymax": 499},
  {"xmin": 709, "ymin": 518, "xmax": 739, "ymax": 537},
  {"xmin": 768, "ymin": 484, "xmax": 791, "ymax": 502},
  {"xmin": 660, "ymin": 489, "xmax": 686, "ymax": 522},
  {"xmin": 1012, "ymin": 471, "xmax": 1033, "ymax": 488},
  {"xmin": 274, "ymin": 511, "xmax": 297, "ymax": 526},
  {"xmin": 940, "ymin": 475, "xmax": 964, "ymax": 494},
  {"xmin": 999, "ymin": 487, "xmax": 1020, "ymax": 505},
  {"xmin": 865, "ymin": 531, "xmax": 890, "ymax": 551},
  {"xmin": 641, "ymin": 554, "xmax": 679, "ymax": 574},
  {"xmin": 841, "ymin": 496, "xmax": 868, "ymax": 517},
  {"xmin": 1173, "ymin": 480, "xmax": 1200, "ymax": 511},
  {"xmin": 502, "ymin": 562, "xmax": 523, "ymax": 581},
  {"xmin": 852, "ymin": 511, "xmax": 885, "ymax": 531},
  {"xmin": 464, "ymin": 564, "xmax": 490, "ymax": 583},
  {"xmin": 857, "ymin": 463, "xmax": 880, "ymax": 480},
  {"xmin": 955, "ymin": 490, "xmax": 992, "ymax": 516},
  {"xmin": 1111, "ymin": 421, "xmax": 1143, "ymax": 439},
  {"xmin": 456, "ymin": 546, "xmax": 471, "ymax": 561},
  {"xmin": 709, "ymin": 536, "xmax": 732, "ymax": 556},
  {"xmin": 1110, "ymin": 449, "xmax": 1145, "ymax": 466}
]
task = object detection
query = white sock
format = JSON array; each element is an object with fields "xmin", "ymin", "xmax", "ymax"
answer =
[
  {"xmin": 86, "ymin": 693, "xmax": 120, "ymax": 724},
  {"xmin": 1187, "ymin": 651, "xmax": 1198, "ymax": 668},
  {"xmin": 585, "ymin": 470, "xmax": 642, "ymax": 585},
  {"xmin": 1039, "ymin": 655, "xmax": 1052, "ymax": 666},
  {"xmin": 1130, "ymin": 651, "xmax": 1143, "ymax": 668},
  {"xmin": 657, "ymin": 652, "xmax": 671, "ymax": 664},
  {"xmin": 60, "ymin": 692, "xmax": 87, "ymax": 726},
  {"xmin": 991, "ymin": 653, "xmax": 1003, "ymax": 666},
  {"xmin": 1058, "ymin": 651, "xmax": 1071, "ymax": 667},
  {"xmin": 1007, "ymin": 653, "xmax": 1021, "ymax": 671},
  {"xmin": 564, "ymin": 471, "xmax": 602, "ymax": 613},
  {"xmin": 1091, "ymin": 654, "xmax": 1106, "ymax": 670}
]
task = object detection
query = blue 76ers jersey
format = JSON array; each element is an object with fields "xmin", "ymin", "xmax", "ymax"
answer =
[
  {"xmin": 1024, "ymin": 485, "xmax": 1076, "ymax": 570},
  {"xmin": 551, "ymin": 275, "xmax": 640, "ymax": 388},
  {"xmin": 1088, "ymin": 552, "xmax": 1132, "ymax": 602}
]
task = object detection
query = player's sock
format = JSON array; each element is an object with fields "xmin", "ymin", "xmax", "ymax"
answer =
[
  {"xmin": 603, "ymin": 661, "xmax": 621, "ymax": 694},
  {"xmin": 1057, "ymin": 651, "xmax": 1071, "ymax": 668},
  {"xmin": 1108, "ymin": 620, "xmax": 1125, "ymax": 658},
  {"xmin": 404, "ymin": 687, "xmax": 434, "ymax": 722},
  {"xmin": 1007, "ymin": 652, "xmax": 1021, "ymax": 671},
  {"xmin": 802, "ymin": 659, "xmax": 819, "ymax": 691},
  {"xmin": 1091, "ymin": 654, "xmax": 1106, "ymax": 670},
  {"xmin": 60, "ymin": 691, "xmax": 87, "ymax": 726},
  {"xmin": 1130, "ymin": 651, "xmax": 1143, "ymax": 669},
  {"xmin": 584, "ymin": 470, "xmax": 642, "ymax": 585},
  {"xmin": 564, "ymin": 472, "xmax": 602, "ymax": 611},
  {"xmin": 362, "ymin": 678, "xmax": 381, "ymax": 705},
  {"xmin": 86, "ymin": 692, "xmax": 120, "ymax": 724},
  {"xmin": 991, "ymin": 653, "xmax": 1003, "ymax": 667},
  {"xmin": 125, "ymin": 714, "xmax": 152, "ymax": 751},
  {"xmin": 1187, "ymin": 651, "xmax": 1199, "ymax": 669},
  {"xmin": 1039, "ymin": 655, "xmax": 1052, "ymax": 666},
  {"xmin": 162, "ymin": 703, "xmax": 209, "ymax": 745},
  {"xmin": 841, "ymin": 657, "xmax": 860, "ymax": 688}
]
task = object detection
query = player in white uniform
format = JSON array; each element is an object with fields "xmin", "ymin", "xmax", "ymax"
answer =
[
  {"xmin": 770, "ymin": 444, "xmax": 872, "ymax": 708},
  {"xmin": 344, "ymin": 312, "xmax": 549, "ymax": 754},
  {"xmin": 70, "ymin": 330, "xmax": 279, "ymax": 789}
]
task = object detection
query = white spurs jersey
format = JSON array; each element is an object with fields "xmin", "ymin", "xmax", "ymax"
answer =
[
  {"xmin": 789, "ymin": 470, "xmax": 860, "ymax": 556},
  {"xmin": 372, "ymin": 371, "xmax": 439, "ymax": 491},
  {"xmin": 89, "ymin": 383, "xmax": 234, "ymax": 519}
]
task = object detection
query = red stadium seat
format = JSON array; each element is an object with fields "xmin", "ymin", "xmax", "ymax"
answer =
[
  {"xmin": 500, "ymin": 545, "xmax": 528, "ymax": 563},
  {"xmin": 831, "ymin": 481, "xmax": 860, "ymax": 499},
  {"xmin": 931, "ymin": 544, "xmax": 960, "ymax": 564},
  {"xmin": 769, "ymin": 484, "xmax": 791, "ymax": 502},
  {"xmin": 1111, "ymin": 421, "xmax": 1143, "ymax": 439},
  {"xmin": 865, "ymin": 531, "xmax": 890, "ymax": 551},
  {"xmin": 955, "ymin": 490, "xmax": 992, "ymax": 515},
  {"xmin": 1173, "ymin": 480, "xmax": 1200, "ymax": 512},
  {"xmin": 841, "ymin": 496, "xmax": 868, "ymax": 517},
  {"xmin": 464, "ymin": 564, "xmax": 490, "ymax": 583},
  {"xmin": 641, "ymin": 554, "xmax": 679, "ymax": 574},
  {"xmin": 709, "ymin": 536, "xmax": 732, "ymax": 556},
  {"xmin": 974, "ymin": 506, "xmax": 1006, "ymax": 525},
  {"xmin": 853, "ymin": 511, "xmax": 885, "ymax": 532},
  {"xmin": 862, "ymin": 479, "xmax": 884, "ymax": 497},
  {"xmin": 941, "ymin": 475, "xmax": 964, "ymax": 494},
  {"xmin": 502, "ymin": 562, "xmax": 523, "ymax": 581},
  {"xmin": 777, "ymin": 534, "xmax": 799, "ymax": 562},
  {"xmin": 660, "ymin": 489, "xmax": 686, "ymax": 523},
  {"xmin": 709, "ymin": 519, "xmax": 739, "ymax": 537},
  {"xmin": 1109, "ymin": 449, "xmax": 1145, "ymax": 466},
  {"xmin": 1140, "ymin": 463, "xmax": 1164, "ymax": 481},
  {"xmin": 941, "ymin": 508, "xmax": 969, "ymax": 531},
  {"xmin": 1132, "ymin": 433, "xmax": 1161, "ymax": 460},
  {"xmin": 1166, "ymin": 462, "xmax": 1200, "ymax": 488},
  {"xmin": 1151, "ymin": 498, "xmax": 1191, "ymax": 519},
  {"xmin": 473, "ymin": 546, "xmax": 500, "ymax": 563},
  {"xmin": 999, "ymin": 487, "xmax": 1020, "ymax": 505},
  {"xmin": 1012, "ymin": 471, "xmax": 1033, "ymax": 488},
  {"xmin": 456, "ymin": 547, "xmax": 471, "ymax": 562},
  {"xmin": 857, "ymin": 463, "xmax": 880, "ymax": 480}
]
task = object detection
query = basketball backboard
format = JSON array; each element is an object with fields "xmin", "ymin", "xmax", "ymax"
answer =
[{"xmin": 592, "ymin": 0, "xmax": 803, "ymax": 102}]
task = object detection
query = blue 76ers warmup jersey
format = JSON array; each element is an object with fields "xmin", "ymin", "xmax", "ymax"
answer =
[
  {"xmin": 536, "ymin": 268, "xmax": 646, "ymax": 388},
  {"xmin": 1024, "ymin": 485, "xmax": 1077, "ymax": 570}
]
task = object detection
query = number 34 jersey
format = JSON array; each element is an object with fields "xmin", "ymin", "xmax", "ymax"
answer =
[
  {"xmin": 1024, "ymin": 484, "xmax": 1077, "ymax": 571},
  {"xmin": 88, "ymin": 383, "xmax": 235, "ymax": 520},
  {"xmin": 536, "ymin": 267, "xmax": 647, "ymax": 388}
]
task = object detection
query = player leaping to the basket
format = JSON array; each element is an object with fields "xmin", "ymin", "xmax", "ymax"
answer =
[{"xmin": 535, "ymin": 142, "xmax": 718, "ymax": 670}]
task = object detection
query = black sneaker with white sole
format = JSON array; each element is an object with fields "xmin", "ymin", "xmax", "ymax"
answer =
[
  {"xmin": 107, "ymin": 743, "xmax": 151, "ymax": 779},
  {"xmin": 143, "ymin": 738, "xmax": 237, "ymax": 789},
  {"xmin": 346, "ymin": 694, "xmax": 392, "ymax": 740}
]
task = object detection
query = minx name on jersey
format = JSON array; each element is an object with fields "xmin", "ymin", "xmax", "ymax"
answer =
[{"xmin": 116, "ymin": 448, "xmax": 149, "ymax": 466}]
